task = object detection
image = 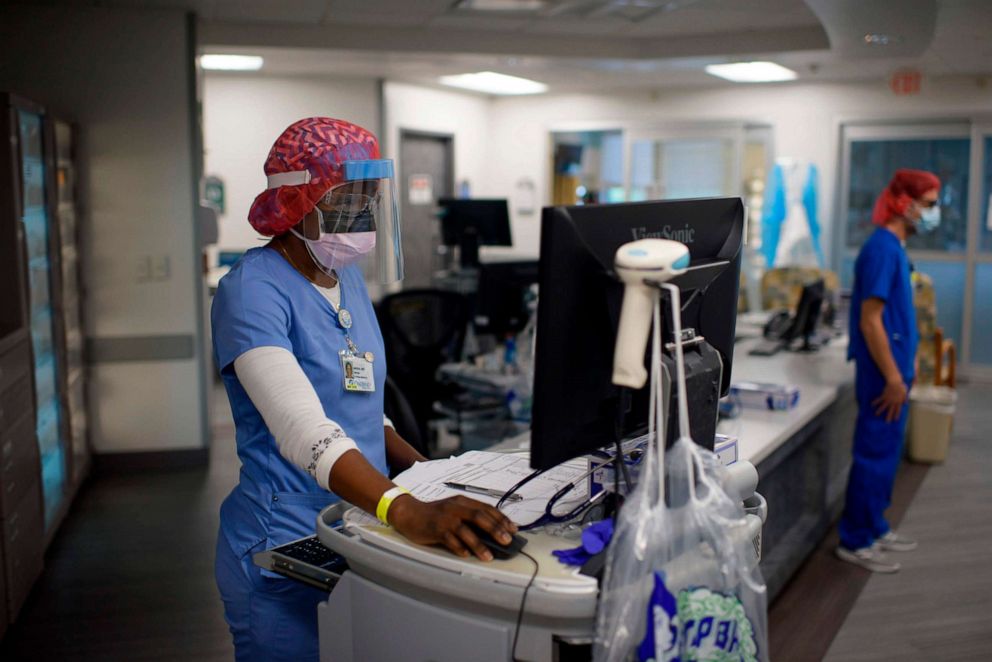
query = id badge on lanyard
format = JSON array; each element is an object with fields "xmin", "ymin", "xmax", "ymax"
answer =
[
  {"xmin": 340, "ymin": 350, "xmax": 376, "ymax": 393},
  {"xmin": 329, "ymin": 282, "xmax": 376, "ymax": 393}
]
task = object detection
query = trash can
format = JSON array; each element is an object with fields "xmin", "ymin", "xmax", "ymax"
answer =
[{"xmin": 907, "ymin": 385, "xmax": 957, "ymax": 463}]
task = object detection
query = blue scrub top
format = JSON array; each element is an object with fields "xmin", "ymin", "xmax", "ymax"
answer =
[
  {"xmin": 211, "ymin": 247, "xmax": 388, "ymax": 563},
  {"xmin": 848, "ymin": 228, "xmax": 918, "ymax": 384}
]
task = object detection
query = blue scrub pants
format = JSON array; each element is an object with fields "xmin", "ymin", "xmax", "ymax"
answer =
[
  {"xmin": 838, "ymin": 363, "xmax": 910, "ymax": 551},
  {"xmin": 215, "ymin": 532, "xmax": 326, "ymax": 661}
]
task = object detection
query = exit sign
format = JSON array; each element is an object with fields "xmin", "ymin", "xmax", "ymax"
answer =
[{"xmin": 890, "ymin": 69, "xmax": 923, "ymax": 96}]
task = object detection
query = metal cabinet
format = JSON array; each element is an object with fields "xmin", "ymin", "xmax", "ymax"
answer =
[
  {"xmin": 0, "ymin": 339, "xmax": 43, "ymax": 624},
  {"xmin": 0, "ymin": 92, "xmax": 87, "ymax": 626}
]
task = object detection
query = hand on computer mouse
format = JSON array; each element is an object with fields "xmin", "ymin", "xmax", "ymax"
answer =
[
  {"xmin": 389, "ymin": 495, "xmax": 518, "ymax": 562},
  {"xmin": 465, "ymin": 522, "xmax": 528, "ymax": 560}
]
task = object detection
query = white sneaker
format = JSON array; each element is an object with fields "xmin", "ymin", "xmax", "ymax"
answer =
[
  {"xmin": 875, "ymin": 531, "xmax": 918, "ymax": 552},
  {"xmin": 835, "ymin": 546, "xmax": 901, "ymax": 573}
]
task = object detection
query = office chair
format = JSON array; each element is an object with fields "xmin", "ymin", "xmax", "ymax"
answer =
[
  {"xmin": 912, "ymin": 272, "xmax": 956, "ymax": 388},
  {"xmin": 383, "ymin": 376, "xmax": 425, "ymax": 472},
  {"xmin": 760, "ymin": 266, "xmax": 840, "ymax": 311},
  {"xmin": 377, "ymin": 289, "xmax": 470, "ymax": 450}
]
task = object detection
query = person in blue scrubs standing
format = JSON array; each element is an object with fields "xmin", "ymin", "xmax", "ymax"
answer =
[
  {"xmin": 836, "ymin": 169, "xmax": 941, "ymax": 573},
  {"xmin": 211, "ymin": 118, "xmax": 517, "ymax": 661}
]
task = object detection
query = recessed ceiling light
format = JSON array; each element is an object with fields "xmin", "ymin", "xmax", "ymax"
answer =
[
  {"xmin": 456, "ymin": 0, "xmax": 547, "ymax": 11},
  {"xmin": 199, "ymin": 54, "xmax": 264, "ymax": 71},
  {"xmin": 864, "ymin": 33, "xmax": 901, "ymax": 46},
  {"xmin": 704, "ymin": 61, "xmax": 797, "ymax": 83},
  {"xmin": 439, "ymin": 71, "xmax": 548, "ymax": 95}
]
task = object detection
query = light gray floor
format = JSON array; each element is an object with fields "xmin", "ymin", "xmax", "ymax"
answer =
[{"xmin": 826, "ymin": 384, "xmax": 992, "ymax": 661}]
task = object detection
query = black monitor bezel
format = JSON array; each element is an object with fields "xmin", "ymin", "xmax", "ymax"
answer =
[
  {"xmin": 437, "ymin": 198, "xmax": 513, "ymax": 248},
  {"xmin": 529, "ymin": 197, "xmax": 745, "ymax": 470}
]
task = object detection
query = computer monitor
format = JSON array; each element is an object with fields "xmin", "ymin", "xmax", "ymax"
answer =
[
  {"xmin": 530, "ymin": 197, "xmax": 745, "ymax": 470},
  {"xmin": 473, "ymin": 260, "xmax": 540, "ymax": 338},
  {"xmin": 437, "ymin": 199, "xmax": 513, "ymax": 268},
  {"xmin": 784, "ymin": 279, "xmax": 825, "ymax": 352}
]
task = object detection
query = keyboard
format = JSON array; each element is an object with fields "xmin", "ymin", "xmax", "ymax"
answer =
[
  {"xmin": 749, "ymin": 339, "xmax": 785, "ymax": 356},
  {"xmin": 254, "ymin": 535, "xmax": 349, "ymax": 591}
]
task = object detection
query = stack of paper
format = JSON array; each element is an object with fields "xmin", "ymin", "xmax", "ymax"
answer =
[{"xmin": 348, "ymin": 451, "xmax": 590, "ymax": 527}]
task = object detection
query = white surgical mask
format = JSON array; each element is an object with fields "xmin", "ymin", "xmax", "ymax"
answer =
[{"xmin": 917, "ymin": 205, "xmax": 941, "ymax": 232}]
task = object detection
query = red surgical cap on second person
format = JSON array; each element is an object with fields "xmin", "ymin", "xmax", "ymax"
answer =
[{"xmin": 871, "ymin": 168, "xmax": 941, "ymax": 225}]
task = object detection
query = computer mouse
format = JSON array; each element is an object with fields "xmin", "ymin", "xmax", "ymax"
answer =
[{"xmin": 466, "ymin": 523, "xmax": 528, "ymax": 561}]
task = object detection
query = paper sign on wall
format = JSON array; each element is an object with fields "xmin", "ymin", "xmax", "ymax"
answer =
[{"xmin": 408, "ymin": 174, "xmax": 434, "ymax": 205}]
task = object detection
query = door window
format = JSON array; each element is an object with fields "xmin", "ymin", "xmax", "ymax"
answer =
[{"xmin": 846, "ymin": 138, "xmax": 970, "ymax": 253}]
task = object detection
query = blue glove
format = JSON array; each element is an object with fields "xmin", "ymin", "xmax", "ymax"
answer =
[{"xmin": 552, "ymin": 518, "xmax": 615, "ymax": 566}]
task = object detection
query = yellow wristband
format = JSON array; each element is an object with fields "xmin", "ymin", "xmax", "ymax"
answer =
[{"xmin": 376, "ymin": 486, "xmax": 410, "ymax": 525}]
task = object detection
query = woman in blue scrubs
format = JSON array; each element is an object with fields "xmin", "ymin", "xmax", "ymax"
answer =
[
  {"xmin": 836, "ymin": 169, "xmax": 941, "ymax": 573},
  {"xmin": 211, "ymin": 118, "xmax": 516, "ymax": 661}
]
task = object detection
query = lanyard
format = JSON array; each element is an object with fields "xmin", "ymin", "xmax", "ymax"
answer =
[
  {"xmin": 274, "ymin": 241, "xmax": 371, "ymax": 361},
  {"xmin": 325, "ymin": 280, "xmax": 376, "ymax": 363}
]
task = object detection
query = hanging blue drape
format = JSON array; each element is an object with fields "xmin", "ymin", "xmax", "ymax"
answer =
[
  {"xmin": 761, "ymin": 163, "xmax": 786, "ymax": 267},
  {"xmin": 803, "ymin": 164, "xmax": 825, "ymax": 268}
]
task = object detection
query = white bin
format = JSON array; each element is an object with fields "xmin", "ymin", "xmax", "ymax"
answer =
[{"xmin": 907, "ymin": 385, "xmax": 957, "ymax": 464}]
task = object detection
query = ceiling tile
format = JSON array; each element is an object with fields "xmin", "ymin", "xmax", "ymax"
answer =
[{"xmin": 210, "ymin": 0, "xmax": 328, "ymax": 23}]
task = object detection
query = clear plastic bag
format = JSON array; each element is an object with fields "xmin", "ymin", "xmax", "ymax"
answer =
[{"xmin": 595, "ymin": 284, "xmax": 768, "ymax": 662}]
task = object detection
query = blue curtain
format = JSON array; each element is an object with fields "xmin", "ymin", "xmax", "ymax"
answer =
[
  {"xmin": 761, "ymin": 164, "xmax": 786, "ymax": 267},
  {"xmin": 803, "ymin": 164, "xmax": 825, "ymax": 268}
]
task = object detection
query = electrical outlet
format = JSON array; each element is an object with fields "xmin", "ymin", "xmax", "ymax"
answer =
[
  {"xmin": 152, "ymin": 255, "xmax": 171, "ymax": 281},
  {"xmin": 136, "ymin": 255, "xmax": 152, "ymax": 282}
]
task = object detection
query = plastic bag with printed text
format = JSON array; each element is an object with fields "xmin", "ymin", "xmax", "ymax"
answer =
[{"xmin": 594, "ymin": 282, "xmax": 768, "ymax": 662}]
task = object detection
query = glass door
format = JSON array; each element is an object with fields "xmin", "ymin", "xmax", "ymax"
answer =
[
  {"xmin": 550, "ymin": 129, "xmax": 624, "ymax": 206},
  {"xmin": 966, "ymin": 125, "xmax": 992, "ymax": 369},
  {"xmin": 53, "ymin": 119, "xmax": 89, "ymax": 485},
  {"xmin": 839, "ymin": 121, "xmax": 992, "ymax": 374},
  {"xmin": 19, "ymin": 109, "xmax": 67, "ymax": 528},
  {"xmin": 625, "ymin": 126, "xmax": 743, "ymax": 203}
]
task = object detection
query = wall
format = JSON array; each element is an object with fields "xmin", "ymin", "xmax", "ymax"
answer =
[
  {"xmin": 202, "ymin": 73, "xmax": 380, "ymax": 254},
  {"xmin": 0, "ymin": 5, "xmax": 204, "ymax": 454},
  {"xmin": 488, "ymin": 76, "xmax": 992, "ymax": 262},
  {"xmin": 382, "ymin": 82, "xmax": 525, "ymax": 260}
]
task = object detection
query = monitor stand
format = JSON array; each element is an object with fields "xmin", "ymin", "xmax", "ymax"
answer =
[
  {"xmin": 459, "ymin": 228, "xmax": 480, "ymax": 269},
  {"xmin": 793, "ymin": 330, "xmax": 829, "ymax": 353}
]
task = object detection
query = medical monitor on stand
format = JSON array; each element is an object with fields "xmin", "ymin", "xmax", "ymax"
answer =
[
  {"xmin": 529, "ymin": 198, "xmax": 745, "ymax": 471},
  {"xmin": 473, "ymin": 260, "xmax": 540, "ymax": 338},
  {"xmin": 438, "ymin": 199, "xmax": 513, "ymax": 269},
  {"xmin": 784, "ymin": 279, "xmax": 825, "ymax": 352}
]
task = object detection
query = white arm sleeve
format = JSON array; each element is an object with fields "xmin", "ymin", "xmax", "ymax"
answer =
[{"xmin": 234, "ymin": 346, "xmax": 360, "ymax": 491}]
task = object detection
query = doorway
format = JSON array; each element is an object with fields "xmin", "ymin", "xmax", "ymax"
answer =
[
  {"xmin": 838, "ymin": 120, "xmax": 992, "ymax": 378},
  {"xmin": 399, "ymin": 130, "xmax": 454, "ymax": 289}
]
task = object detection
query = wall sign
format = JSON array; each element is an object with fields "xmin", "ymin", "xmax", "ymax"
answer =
[
  {"xmin": 408, "ymin": 174, "xmax": 434, "ymax": 205},
  {"xmin": 203, "ymin": 175, "xmax": 225, "ymax": 214}
]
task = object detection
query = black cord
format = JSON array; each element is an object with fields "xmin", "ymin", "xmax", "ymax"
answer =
[{"xmin": 511, "ymin": 549, "xmax": 540, "ymax": 662}]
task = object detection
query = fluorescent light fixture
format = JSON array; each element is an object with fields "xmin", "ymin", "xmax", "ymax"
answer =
[
  {"xmin": 457, "ymin": 0, "xmax": 547, "ymax": 10},
  {"xmin": 439, "ymin": 71, "xmax": 548, "ymax": 95},
  {"xmin": 704, "ymin": 61, "xmax": 797, "ymax": 83},
  {"xmin": 199, "ymin": 54, "xmax": 264, "ymax": 71}
]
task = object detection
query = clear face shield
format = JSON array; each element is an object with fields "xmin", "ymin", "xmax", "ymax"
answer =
[{"xmin": 288, "ymin": 159, "xmax": 404, "ymax": 284}]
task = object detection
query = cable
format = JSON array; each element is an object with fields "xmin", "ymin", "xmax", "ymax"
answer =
[{"xmin": 511, "ymin": 549, "xmax": 540, "ymax": 662}]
